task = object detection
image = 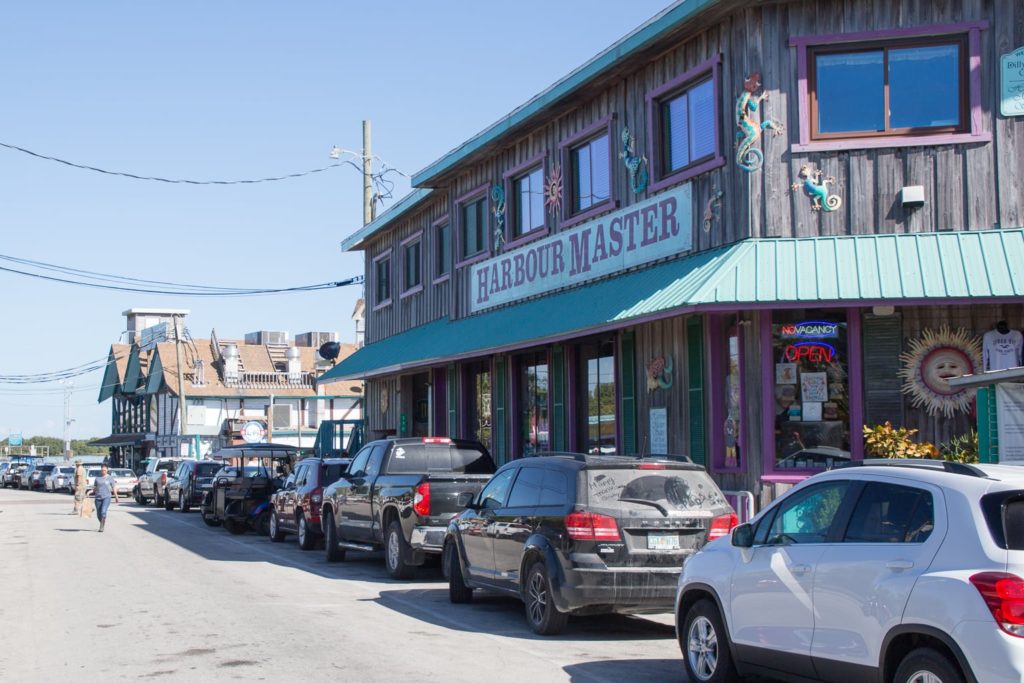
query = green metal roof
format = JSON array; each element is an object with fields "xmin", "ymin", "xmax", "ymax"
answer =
[
  {"xmin": 340, "ymin": 188, "xmax": 434, "ymax": 252},
  {"xmin": 411, "ymin": 0, "xmax": 719, "ymax": 187},
  {"xmin": 321, "ymin": 229, "xmax": 1024, "ymax": 380}
]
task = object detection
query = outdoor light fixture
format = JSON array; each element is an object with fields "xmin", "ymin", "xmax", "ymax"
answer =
[
  {"xmin": 329, "ymin": 145, "xmax": 342, "ymax": 160},
  {"xmin": 872, "ymin": 305, "xmax": 896, "ymax": 316}
]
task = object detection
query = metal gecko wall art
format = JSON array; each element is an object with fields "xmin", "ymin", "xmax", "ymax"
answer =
[
  {"xmin": 703, "ymin": 188, "xmax": 724, "ymax": 232},
  {"xmin": 619, "ymin": 126, "xmax": 648, "ymax": 193},
  {"xmin": 735, "ymin": 71, "xmax": 784, "ymax": 172},
  {"xmin": 791, "ymin": 163, "xmax": 842, "ymax": 212},
  {"xmin": 491, "ymin": 184, "xmax": 506, "ymax": 253}
]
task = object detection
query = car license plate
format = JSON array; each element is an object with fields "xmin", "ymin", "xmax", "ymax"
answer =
[{"xmin": 647, "ymin": 531, "xmax": 680, "ymax": 550}]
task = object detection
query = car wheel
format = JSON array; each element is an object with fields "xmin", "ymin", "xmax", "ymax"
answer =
[
  {"xmin": 223, "ymin": 518, "xmax": 246, "ymax": 535},
  {"xmin": 323, "ymin": 509, "xmax": 346, "ymax": 562},
  {"xmin": 893, "ymin": 647, "xmax": 965, "ymax": 683},
  {"xmin": 447, "ymin": 542, "xmax": 474, "ymax": 604},
  {"xmin": 269, "ymin": 511, "xmax": 286, "ymax": 542},
  {"xmin": 163, "ymin": 491, "xmax": 175, "ymax": 511},
  {"xmin": 200, "ymin": 507, "xmax": 221, "ymax": 527},
  {"xmin": 385, "ymin": 520, "xmax": 416, "ymax": 580},
  {"xmin": 681, "ymin": 599, "xmax": 739, "ymax": 683},
  {"xmin": 524, "ymin": 562, "xmax": 568, "ymax": 635},
  {"xmin": 298, "ymin": 514, "xmax": 315, "ymax": 551},
  {"xmin": 178, "ymin": 491, "xmax": 190, "ymax": 513}
]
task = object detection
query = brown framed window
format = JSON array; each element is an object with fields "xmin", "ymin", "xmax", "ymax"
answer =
[{"xmin": 809, "ymin": 36, "xmax": 967, "ymax": 140}]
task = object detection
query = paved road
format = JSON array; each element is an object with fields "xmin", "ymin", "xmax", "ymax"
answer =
[{"xmin": 0, "ymin": 487, "xmax": 687, "ymax": 682}]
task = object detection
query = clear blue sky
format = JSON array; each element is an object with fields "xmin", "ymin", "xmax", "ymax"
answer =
[{"xmin": 0, "ymin": 0, "xmax": 669, "ymax": 441}]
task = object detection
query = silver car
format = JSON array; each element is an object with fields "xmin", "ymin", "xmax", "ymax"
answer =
[
  {"xmin": 46, "ymin": 466, "xmax": 76, "ymax": 492},
  {"xmin": 111, "ymin": 469, "xmax": 138, "ymax": 497}
]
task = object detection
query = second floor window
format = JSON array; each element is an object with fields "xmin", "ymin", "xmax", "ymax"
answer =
[
  {"xmin": 374, "ymin": 256, "xmax": 391, "ymax": 305},
  {"xmin": 461, "ymin": 196, "xmax": 487, "ymax": 259},
  {"xmin": 661, "ymin": 77, "xmax": 716, "ymax": 173},
  {"xmin": 513, "ymin": 166, "xmax": 545, "ymax": 238},
  {"xmin": 811, "ymin": 37, "xmax": 966, "ymax": 139},
  {"xmin": 435, "ymin": 221, "xmax": 450, "ymax": 279},
  {"xmin": 403, "ymin": 239, "xmax": 421, "ymax": 292},
  {"xmin": 571, "ymin": 133, "xmax": 611, "ymax": 213}
]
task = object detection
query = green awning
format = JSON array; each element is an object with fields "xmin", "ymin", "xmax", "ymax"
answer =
[{"xmin": 321, "ymin": 229, "xmax": 1024, "ymax": 381}]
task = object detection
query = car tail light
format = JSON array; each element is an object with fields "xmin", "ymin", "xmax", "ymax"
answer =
[
  {"xmin": 708, "ymin": 513, "xmax": 739, "ymax": 541},
  {"xmin": 638, "ymin": 462, "xmax": 666, "ymax": 470},
  {"xmin": 160, "ymin": 472, "xmax": 167, "ymax": 485},
  {"xmin": 565, "ymin": 511, "xmax": 621, "ymax": 541},
  {"xmin": 422, "ymin": 437, "xmax": 451, "ymax": 445},
  {"xmin": 970, "ymin": 572, "xmax": 1024, "ymax": 637},
  {"xmin": 311, "ymin": 489, "xmax": 323, "ymax": 505},
  {"xmin": 413, "ymin": 481, "xmax": 431, "ymax": 517}
]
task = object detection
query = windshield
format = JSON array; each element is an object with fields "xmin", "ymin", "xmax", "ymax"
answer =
[
  {"xmin": 585, "ymin": 468, "xmax": 728, "ymax": 513},
  {"xmin": 114, "ymin": 469, "xmax": 134, "ymax": 477},
  {"xmin": 156, "ymin": 461, "xmax": 178, "ymax": 472},
  {"xmin": 217, "ymin": 466, "xmax": 272, "ymax": 478},
  {"xmin": 87, "ymin": 469, "xmax": 103, "ymax": 477},
  {"xmin": 59, "ymin": 467, "xmax": 74, "ymax": 474},
  {"xmin": 196, "ymin": 464, "xmax": 222, "ymax": 477}
]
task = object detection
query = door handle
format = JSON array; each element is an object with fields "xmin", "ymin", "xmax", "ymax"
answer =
[
  {"xmin": 886, "ymin": 560, "xmax": 914, "ymax": 571},
  {"xmin": 790, "ymin": 564, "xmax": 811, "ymax": 576}
]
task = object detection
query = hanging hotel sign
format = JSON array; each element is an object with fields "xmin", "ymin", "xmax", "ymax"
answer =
[
  {"xmin": 469, "ymin": 183, "xmax": 693, "ymax": 313},
  {"xmin": 1001, "ymin": 46, "xmax": 1024, "ymax": 117}
]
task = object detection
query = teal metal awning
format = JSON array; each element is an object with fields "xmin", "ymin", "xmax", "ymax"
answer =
[{"xmin": 322, "ymin": 229, "xmax": 1024, "ymax": 381}]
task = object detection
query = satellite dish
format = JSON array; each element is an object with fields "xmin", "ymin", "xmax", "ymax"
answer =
[{"xmin": 319, "ymin": 341, "xmax": 341, "ymax": 362}]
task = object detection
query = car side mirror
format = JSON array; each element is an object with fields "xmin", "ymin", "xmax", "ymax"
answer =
[
  {"xmin": 456, "ymin": 492, "xmax": 477, "ymax": 509},
  {"xmin": 731, "ymin": 523, "xmax": 754, "ymax": 548}
]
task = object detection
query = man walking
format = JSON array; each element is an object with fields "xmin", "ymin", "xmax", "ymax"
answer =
[
  {"xmin": 72, "ymin": 460, "xmax": 88, "ymax": 515},
  {"xmin": 93, "ymin": 465, "xmax": 119, "ymax": 532}
]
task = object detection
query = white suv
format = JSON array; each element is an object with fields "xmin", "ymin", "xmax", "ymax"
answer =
[{"xmin": 676, "ymin": 460, "xmax": 1024, "ymax": 683}]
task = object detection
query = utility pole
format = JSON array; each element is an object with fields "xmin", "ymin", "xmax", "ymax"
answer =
[
  {"xmin": 363, "ymin": 120, "xmax": 374, "ymax": 225},
  {"xmin": 174, "ymin": 315, "xmax": 188, "ymax": 457},
  {"xmin": 61, "ymin": 380, "xmax": 74, "ymax": 458}
]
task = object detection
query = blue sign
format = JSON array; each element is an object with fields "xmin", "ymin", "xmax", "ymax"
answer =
[
  {"xmin": 1001, "ymin": 46, "xmax": 1024, "ymax": 117},
  {"xmin": 9, "ymin": 433, "xmax": 22, "ymax": 447}
]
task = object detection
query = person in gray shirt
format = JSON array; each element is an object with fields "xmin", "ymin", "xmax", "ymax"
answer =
[{"xmin": 93, "ymin": 465, "xmax": 120, "ymax": 532}]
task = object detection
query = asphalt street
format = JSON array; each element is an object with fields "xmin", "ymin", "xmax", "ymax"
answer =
[{"xmin": 0, "ymin": 486, "xmax": 687, "ymax": 682}]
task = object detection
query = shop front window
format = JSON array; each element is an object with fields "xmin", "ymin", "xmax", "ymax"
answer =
[
  {"xmin": 724, "ymin": 326, "xmax": 742, "ymax": 469},
  {"xmin": 772, "ymin": 313, "xmax": 850, "ymax": 470},
  {"xmin": 578, "ymin": 341, "xmax": 616, "ymax": 454},
  {"xmin": 519, "ymin": 352, "xmax": 550, "ymax": 455},
  {"xmin": 465, "ymin": 362, "xmax": 492, "ymax": 449}
]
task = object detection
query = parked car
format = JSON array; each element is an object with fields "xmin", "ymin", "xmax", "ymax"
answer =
[
  {"xmin": 321, "ymin": 437, "xmax": 496, "ymax": 579},
  {"xmin": 70, "ymin": 467, "xmax": 105, "ymax": 496},
  {"xmin": 17, "ymin": 463, "xmax": 39, "ymax": 490},
  {"xmin": 46, "ymin": 466, "xmax": 76, "ymax": 492},
  {"xmin": 110, "ymin": 469, "xmax": 137, "ymax": 497},
  {"xmin": 136, "ymin": 457, "xmax": 182, "ymax": 506},
  {"xmin": 675, "ymin": 459, "xmax": 1024, "ymax": 683},
  {"xmin": 29, "ymin": 464, "xmax": 57, "ymax": 491},
  {"xmin": 269, "ymin": 457, "xmax": 350, "ymax": 550},
  {"xmin": 3, "ymin": 463, "xmax": 29, "ymax": 488},
  {"xmin": 200, "ymin": 444, "xmax": 299, "ymax": 534},
  {"xmin": 445, "ymin": 453, "xmax": 735, "ymax": 635},
  {"xmin": 165, "ymin": 460, "xmax": 222, "ymax": 512},
  {"xmin": 0, "ymin": 462, "xmax": 13, "ymax": 486}
]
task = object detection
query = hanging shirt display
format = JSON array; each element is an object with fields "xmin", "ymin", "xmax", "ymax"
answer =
[{"xmin": 983, "ymin": 329, "xmax": 1023, "ymax": 371}]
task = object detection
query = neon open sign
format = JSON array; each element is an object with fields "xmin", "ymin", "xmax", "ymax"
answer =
[
  {"xmin": 781, "ymin": 321, "xmax": 839, "ymax": 339},
  {"xmin": 784, "ymin": 342, "xmax": 837, "ymax": 363}
]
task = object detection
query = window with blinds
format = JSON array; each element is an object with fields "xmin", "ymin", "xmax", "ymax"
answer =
[
  {"xmin": 661, "ymin": 77, "xmax": 716, "ymax": 174},
  {"xmin": 461, "ymin": 196, "xmax": 487, "ymax": 259},
  {"xmin": 571, "ymin": 134, "xmax": 611, "ymax": 213}
]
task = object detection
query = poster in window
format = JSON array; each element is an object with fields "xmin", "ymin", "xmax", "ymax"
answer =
[
  {"xmin": 775, "ymin": 363, "xmax": 797, "ymax": 385},
  {"xmin": 803, "ymin": 402, "xmax": 823, "ymax": 422},
  {"xmin": 997, "ymin": 384, "xmax": 1024, "ymax": 464},
  {"xmin": 649, "ymin": 407, "xmax": 668, "ymax": 455},
  {"xmin": 823, "ymin": 401, "xmax": 839, "ymax": 420},
  {"xmin": 801, "ymin": 372, "xmax": 828, "ymax": 403}
]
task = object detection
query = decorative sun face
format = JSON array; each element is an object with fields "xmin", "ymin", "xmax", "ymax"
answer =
[
  {"xmin": 545, "ymin": 164, "xmax": 563, "ymax": 215},
  {"xmin": 899, "ymin": 327, "xmax": 981, "ymax": 417}
]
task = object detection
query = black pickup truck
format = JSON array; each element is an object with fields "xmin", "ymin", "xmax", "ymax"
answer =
[{"xmin": 320, "ymin": 437, "xmax": 496, "ymax": 579}]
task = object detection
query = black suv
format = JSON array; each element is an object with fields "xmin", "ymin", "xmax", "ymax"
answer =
[
  {"xmin": 165, "ymin": 460, "xmax": 223, "ymax": 512},
  {"xmin": 444, "ymin": 453, "xmax": 736, "ymax": 635}
]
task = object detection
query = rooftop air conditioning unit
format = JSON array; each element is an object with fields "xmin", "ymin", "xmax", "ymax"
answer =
[
  {"xmin": 245, "ymin": 331, "xmax": 290, "ymax": 345},
  {"xmin": 268, "ymin": 404, "xmax": 293, "ymax": 430},
  {"xmin": 296, "ymin": 331, "xmax": 338, "ymax": 348}
]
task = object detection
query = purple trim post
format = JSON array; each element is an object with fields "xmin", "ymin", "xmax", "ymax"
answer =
[
  {"xmin": 399, "ymin": 230, "xmax": 424, "ymax": 298},
  {"xmin": 707, "ymin": 315, "xmax": 725, "ymax": 471},
  {"xmin": 759, "ymin": 313, "xmax": 776, "ymax": 479},
  {"xmin": 432, "ymin": 367, "xmax": 447, "ymax": 436},
  {"xmin": 847, "ymin": 308, "xmax": 864, "ymax": 460},
  {"xmin": 371, "ymin": 248, "xmax": 393, "ymax": 311},
  {"xmin": 791, "ymin": 22, "xmax": 991, "ymax": 153},
  {"xmin": 645, "ymin": 54, "xmax": 726, "ymax": 194},
  {"xmin": 503, "ymin": 152, "xmax": 548, "ymax": 250},
  {"xmin": 566, "ymin": 344, "xmax": 578, "ymax": 453},
  {"xmin": 559, "ymin": 114, "xmax": 618, "ymax": 230},
  {"xmin": 454, "ymin": 184, "xmax": 491, "ymax": 269},
  {"xmin": 431, "ymin": 214, "xmax": 452, "ymax": 285}
]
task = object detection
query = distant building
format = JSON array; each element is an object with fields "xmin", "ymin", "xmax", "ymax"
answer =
[{"xmin": 94, "ymin": 309, "xmax": 362, "ymax": 468}]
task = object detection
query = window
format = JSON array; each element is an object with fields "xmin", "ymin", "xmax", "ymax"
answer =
[
  {"xmin": 538, "ymin": 470, "xmax": 569, "ymax": 507},
  {"xmin": 577, "ymin": 341, "xmax": 616, "ymax": 455},
  {"xmin": 723, "ymin": 323, "xmax": 743, "ymax": 469},
  {"xmin": 767, "ymin": 481, "xmax": 851, "ymax": 544},
  {"xmin": 464, "ymin": 361, "xmax": 492, "ymax": 450},
  {"xmin": 512, "ymin": 166, "xmax": 545, "ymax": 239},
  {"xmin": 844, "ymin": 483, "xmax": 934, "ymax": 543},
  {"xmin": 401, "ymin": 236, "xmax": 422, "ymax": 295},
  {"xmin": 434, "ymin": 220, "xmax": 451, "ymax": 281},
  {"xmin": 506, "ymin": 467, "xmax": 544, "ymax": 508},
  {"xmin": 347, "ymin": 446, "xmax": 373, "ymax": 478},
  {"xmin": 460, "ymin": 195, "xmax": 487, "ymax": 260},
  {"xmin": 661, "ymin": 78, "xmax": 716, "ymax": 173},
  {"xmin": 571, "ymin": 133, "xmax": 611, "ymax": 213},
  {"xmin": 479, "ymin": 468, "xmax": 516, "ymax": 510},
  {"xmin": 519, "ymin": 352, "xmax": 550, "ymax": 455},
  {"xmin": 771, "ymin": 311, "xmax": 850, "ymax": 470},
  {"xmin": 811, "ymin": 38, "xmax": 965, "ymax": 139},
  {"xmin": 373, "ymin": 252, "xmax": 392, "ymax": 308}
]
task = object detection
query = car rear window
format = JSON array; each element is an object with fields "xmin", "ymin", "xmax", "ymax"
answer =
[
  {"xmin": 196, "ymin": 464, "xmax": 222, "ymax": 477},
  {"xmin": 156, "ymin": 461, "xmax": 178, "ymax": 472},
  {"xmin": 387, "ymin": 444, "xmax": 496, "ymax": 475},
  {"xmin": 584, "ymin": 467, "xmax": 728, "ymax": 512},
  {"xmin": 37, "ymin": 465, "xmax": 55, "ymax": 472},
  {"xmin": 114, "ymin": 469, "xmax": 134, "ymax": 477},
  {"xmin": 982, "ymin": 492, "xmax": 1024, "ymax": 550},
  {"xmin": 323, "ymin": 463, "xmax": 348, "ymax": 484},
  {"xmin": 60, "ymin": 467, "xmax": 74, "ymax": 474}
]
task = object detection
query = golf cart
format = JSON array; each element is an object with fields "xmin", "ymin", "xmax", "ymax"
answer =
[{"xmin": 200, "ymin": 443, "xmax": 301, "ymax": 535}]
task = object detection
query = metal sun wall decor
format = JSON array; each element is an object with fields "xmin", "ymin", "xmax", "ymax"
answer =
[
  {"xmin": 792, "ymin": 163, "xmax": 842, "ymax": 212},
  {"xmin": 491, "ymin": 184, "xmax": 506, "ymax": 253},
  {"xmin": 646, "ymin": 355, "xmax": 674, "ymax": 391},
  {"xmin": 619, "ymin": 126, "xmax": 649, "ymax": 193},
  {"xmin": 735, "ymin": 71, "xmax": 784, "ymax": 172},
  {"xmin": 544, "ymin": 163, "xmax": 563, "ymax": 216},
  {"xmin": 898, "ymin": 326, "xmax": 982, "ymax": 418}
]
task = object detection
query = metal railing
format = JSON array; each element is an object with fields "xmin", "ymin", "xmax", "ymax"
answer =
[
  {"xmin": 722, "ymin": 489, "xmax": 756, "ymax": 524},
  {"xmin": 224, "ymin": 371, "xmax": 315, "ymax": 389}
]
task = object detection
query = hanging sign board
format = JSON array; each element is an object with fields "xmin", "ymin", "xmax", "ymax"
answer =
[
  {"xmin": 469, "ymin": 183, "xmax": 693, "ymax": 313},
  {"xmin": 997, "ymin": 383, "xmax": 1024, "ymax": 464},
  {"xmin": 1002, "ymin": 46, "xmax": 1024, "ymax": 117}
]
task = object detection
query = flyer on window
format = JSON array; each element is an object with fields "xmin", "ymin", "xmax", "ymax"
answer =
[
  {"xmin": 801, "ymin": 372, "xmax": 828, "ymax": 403},
  {"xmin": 775, "ymin": 362, "xmax": 797, "ymax": 384},
  {"xmin": 803, "ymin": 401, "xmax": 823, "ymax": 422}
]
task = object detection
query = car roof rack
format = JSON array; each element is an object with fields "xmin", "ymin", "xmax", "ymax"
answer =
[{"xmin": 836, "ymin": 458, "xmax": 987, "ymax": 478}]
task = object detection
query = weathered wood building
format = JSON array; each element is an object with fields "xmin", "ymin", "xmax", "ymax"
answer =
[{"xmin": 324, "ymin": 0, "xmax": 1024, "ymax": 504}]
